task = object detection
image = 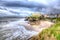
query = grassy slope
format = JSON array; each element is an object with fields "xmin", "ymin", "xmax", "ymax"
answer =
[
  {"xmin": 27, "ymin": 14, "xmax": 60, "ymax": 40},
  {"xmin": 38, "ymin": 22, "xmax": 60, "ymax": 40},
  {"xmin": 29, "ymin": 20, "xmax": 60, "ymax": 40}
]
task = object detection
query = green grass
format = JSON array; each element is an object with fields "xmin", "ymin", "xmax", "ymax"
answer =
[
  {"xmin": 37, "ymin": 22, "xmax": 60, "ymax": 40},
  {"xmin": 29, "ymin": 18, "xmax": 60, "ymax": 40}
]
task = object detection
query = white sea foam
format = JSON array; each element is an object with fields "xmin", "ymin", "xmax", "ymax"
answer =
[{"xmin": 0, "ymin": 19, "xmax": 38, "ymax": 40}]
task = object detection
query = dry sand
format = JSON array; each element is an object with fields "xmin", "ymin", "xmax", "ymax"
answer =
[{"xmin": 19, "ymin": 20, "xmax": 54, "ymax": 32}]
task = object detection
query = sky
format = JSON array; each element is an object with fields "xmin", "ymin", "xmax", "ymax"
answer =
[
  {"xmin": 1, "ymin": 0, "xmax": 57, "ymax": 6},
  {"xmin": 0, "ymin": 0, "xmax": 59, "ymax": 17}
]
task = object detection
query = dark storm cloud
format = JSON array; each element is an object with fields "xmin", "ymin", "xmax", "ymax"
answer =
[{"xmin": 1, "ymin": 1, "xmax": 46, "ymax": 8}]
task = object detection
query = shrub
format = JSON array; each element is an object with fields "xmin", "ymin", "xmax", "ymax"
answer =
[{"xmin": 25, "ymin": 13, "xmax": 44, "ymax": 22}]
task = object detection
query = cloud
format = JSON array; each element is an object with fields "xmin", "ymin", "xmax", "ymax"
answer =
[
  {"xmin": 0, "ymin": 0, "xmax": 59, "ymax": 15},
  {"xmin": 1, "ymin": 0, "xmax": 56, "ymax": 5},
  {"xmin": 0, "ymin": 6, "xmax": 35, "ymax": 17},
  {"xmin": 1, "ymin": 0, "xmax": 47, "ymax": 8}
]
